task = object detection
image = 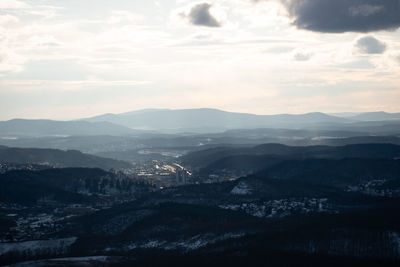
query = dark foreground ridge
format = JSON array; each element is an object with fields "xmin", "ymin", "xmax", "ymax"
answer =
[{"xmin": 0, "ymin": 132, "xmax": 400, "ymax": 266}]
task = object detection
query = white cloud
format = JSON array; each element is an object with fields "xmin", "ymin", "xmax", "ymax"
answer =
[
  {"xmin": 1, "ymin": 80, "xmax": 152, "ymax": 92},
  {"xmin": 0, "ymin": 0, "xmax": 399, "ymax": 119},
  {"xmin": 0, "ymin": 0, "xmax": 29, "ymax": 9},
  {"xmin": 108, "ymin": 10, "xmax": 144, "ymax": 24},
  {"xmin": 0, "ymin": 14, "xmax": 19, "ymax": 25}
]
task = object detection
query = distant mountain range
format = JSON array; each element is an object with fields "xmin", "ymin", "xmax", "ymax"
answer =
[
  {"xmin": 347, "ymin": 111, "xmax": 400, "ymax": 121},
  {"xmin": 84, "ymin": 108, "xmax": 350, "ymax": 133},
  {"xmin": 0, "ymin": 119, "xmax": 139, "ymax": 137},
  {"xmin": 330, "ymin": 111, "xmax": 400, "ymax": 121},
  {"xmin": 1, "ymin": 109, "xmax": 400, "ymax": 136},
  {"xmin": 83, "ymin": 109, "xmax": 400, "ymax": 133}
]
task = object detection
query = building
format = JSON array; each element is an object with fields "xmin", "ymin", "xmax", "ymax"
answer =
[{"xmin": 176, "ymin": 168, "xmax": 187, "ymax": 185}]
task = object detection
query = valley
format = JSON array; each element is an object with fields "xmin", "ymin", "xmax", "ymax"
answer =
[{"xmin": 0, "ymin": 109, "xmax": 400, "ymax": 266}]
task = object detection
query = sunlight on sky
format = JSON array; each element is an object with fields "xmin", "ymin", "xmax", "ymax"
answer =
[{"xmin": 0, "ymin": 0, "xmax": 399, "ymax": 119}]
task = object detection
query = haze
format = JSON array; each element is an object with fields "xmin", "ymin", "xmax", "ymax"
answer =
[
  {"xmin": 2, "ymin": 2, "xmax": 400, "ymax": 265},
  {"xmin": 1, "ymin": 0, "xmax": 400, "ymax": 120}
]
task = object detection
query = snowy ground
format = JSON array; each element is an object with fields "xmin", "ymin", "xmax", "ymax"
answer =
[
  {"xmin": 0, "ymin": 237, "xmax": 77, "ymax": 257},
  {"xmin": 11, "ymin": 256, "xmax": 115, "ymax": 267},
  {"xmin": 219, "ymin": 198, "xmax": 332, "ymax": 218},
  {"xmin": 230, "ymin": 182, "xmax": 252, "ymax": 195},
  {"xmin": 118, "ymin": 232, "xmax": 246, "ymax": 252}
]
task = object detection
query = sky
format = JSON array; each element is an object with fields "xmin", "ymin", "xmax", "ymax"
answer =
[{"xmin": 0, "ymin": 0, "xmax": 400, "ymax": 120}]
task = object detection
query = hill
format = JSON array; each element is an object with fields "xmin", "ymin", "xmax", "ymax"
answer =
[
  {"xmin": 3, "ymin": 110, "xmax": 400, "ymax": 137},
  {"xmin": 0, "ymin": 146, "xmax": 132, "ymax": 170},
  {"xmin": 1, "ymin": 157, "xmax": 400, "ymax": 265},
  {"xmin": 0, "ymin": 119, "xmax": 138, "ymax": 137},
  {"xmin": 84, "ymin": 108, "xmax": 349, "ymax": 133},
  {"xmin": 181, "ymin": 143, "xmax": 400, "ymax": 171},
  {"xmin": 257, "ymin": 158, "xmax": 400, "ymax": 188},
  {"xmin": 0, "ymin": 168, "xmax": 151, "ymax": 205},
  {"xmin": 348, "ymin": 112, "xmax": 400, "ymax": 121}
]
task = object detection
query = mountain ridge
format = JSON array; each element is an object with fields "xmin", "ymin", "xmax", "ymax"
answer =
[
  {"xmin": 83, "ymin": 108, "xmax": 350, "ymax": 133},
  {"xmin": 2, "ymin": 109, "xmax": 400, "ymax": 136},
  {"xmin": 0, "ymin": 146, "xmax": 132, "ymax": 170},
  {"xmin": 0, "ymin": 119, "xmax": 141, "ymax": 137}
]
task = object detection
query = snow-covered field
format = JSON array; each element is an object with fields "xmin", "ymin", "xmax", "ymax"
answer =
[
  {"xmin": 219, "ymin": 198, "xmax": 332, "ymax": 218},
  {"xmin": 11, "ymin": 256, "xmax": 114, "ymax": 267},
  {"xmin": 0, "ymin": 237, "xmax": 77, "ymax": 257},
  {"xmin": 120, "ymin": 232, "xmax": 246, "ymax": 252},
  {"xmin": 230, "ymin": 182, "xmax": 252, "ymax": 195},
  {"xmin": 390, "ymin": 232, "xmax": 400, "ymax": 255}
]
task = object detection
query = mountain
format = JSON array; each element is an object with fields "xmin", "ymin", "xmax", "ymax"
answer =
[
  {"xmin": 0, "ymin": 168, "xmax": 151, "ymax": 205},
  {"xmin": 258, "ymin": 158, "xmax": 400, "ymax": 188},
  {"xmin": 181, "ymin": 143, "xmax": 400, "ymax": 170},
  {"xmin": 0, "ymin": 146, "xmax": 132, "ymax": 170},
  {"xmin": 0, "ymin": 119, "xmax": 139, "ymax": 137},
  {"xmin": 3, "ymin": 110, "xmax": 400, "ymax": 137},
  {"xmin": 348, "ymin": 112, "xmax": 400, "ymax": 121},
  {"xmin": 2, "ymin": 156, "xmax": 400, "ymax": 265},
  {"xmin": 84, "ymin": 108, "xmax": 349, "ymax": 133},
  {"xmin": 213, "ymin": 128, "xmax": 368, "ymax": 139},
  {"xmin": 89, "ymin": 108, "xmax": 170, "ymax": 121},
  {"xmin": 318, "ymin": 120, "xmax": 400, "ymax": 135},
  {"xmin": 37, "ymin": 158, "xmax": 400, "ymax": 265},
  {"xmin": 329, "ymin": 112, "xmax": 361, "ymax": 117}
]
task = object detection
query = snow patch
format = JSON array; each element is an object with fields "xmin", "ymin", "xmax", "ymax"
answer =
[
  {"xmin": 124, "ymin": 232, "xmax": 245, "ymax": 252},
  {"xmin": 0, "ymin": 237, "xmax": 77, "ymax": 256},
  {"xmin": 390, "ymin": 231, "xmax": 400, "ymax": 255},
  {"xmin": 49, "ymin": 256, "xmax": 109, "ymax": 262},
  {"xmin": 142, "ymin": 240, "xmax": 167, "ymax": 248},
  {"xmin": 231, "ymin": 182, "xmax": 252, "ymax": 195}
]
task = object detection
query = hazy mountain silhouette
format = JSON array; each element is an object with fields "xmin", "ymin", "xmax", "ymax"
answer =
[
  {"xmin": 0, "ymin": 119, "xmax": 138, "ymax": 137},
  {"xmin": 84, "ymin": 108, "xmax": 350, "ymax": 133},
  {"xmin": 2, "ymin": 109, "xmax": 400, "ymax": 137},
  {"xmin": 348, "ymin": 112, "xmax": 400, "ymax": 121}
]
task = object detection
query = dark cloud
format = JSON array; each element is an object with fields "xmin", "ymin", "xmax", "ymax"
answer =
[
  {"xmin": 355, "ymin": 36, "xmax": 387, "ymax": 54},
  {"xmin": 184, "ymin": 3, "xmax": 221, "ymax": 27},
  {"xmin": 254, "ymin": 0, "xmax": 400, "ymax": 33}
]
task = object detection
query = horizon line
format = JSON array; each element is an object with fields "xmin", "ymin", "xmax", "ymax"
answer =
[{"xmin": 1, "ymin": 108, "xmax": 399, "ymax": 122}]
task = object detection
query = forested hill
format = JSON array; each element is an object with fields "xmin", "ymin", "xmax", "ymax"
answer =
[{"xmin": 0, "ymin": 146, "xmax": 132, "ymax": 170}]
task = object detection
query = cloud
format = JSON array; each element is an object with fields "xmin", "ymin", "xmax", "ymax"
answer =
[
  {"xmin": 0, "ymin": 1, "xmax": 62, "ymax": 19},
  {"xmin": 0, "ymin": 14, "xmax": 19, "ymax": 25},
  {"xmin": 0, "ymin": 0, "xmax": 29, "ymax": 9},
  {"xmin": 348, "ymin": 4, "xmax": 384, "ymax": 17},
  {"xmin": 108, "ymin": 10, "xmax": 144, "ymax": 24},
  {"xmin": 181, "ymin": 3, "xmax": 222, "ymax": 27},
  {"xmin": 355, "ymin": 36, "xmax": 387, "ymax": 54},
  {"xmin": 293, "ymin": 51, "xmax": 313, "ymax": 61},
  {"xmin": 337, "ymin": 58, "xmax": 375, "ymax": 69},
  {"xmin": 253, "ymin": 0, "xmax": 400, "ymax": 33}
]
